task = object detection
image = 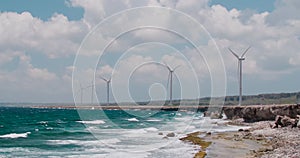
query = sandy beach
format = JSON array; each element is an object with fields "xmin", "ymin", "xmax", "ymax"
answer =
[{"xmin": 182, "ymin": 120, "xmax": 300, "ymax": 158}]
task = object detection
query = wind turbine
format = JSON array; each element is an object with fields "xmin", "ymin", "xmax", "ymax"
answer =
[
  {"xmin": 91, "ymin": 80, "xmax": 94, "ymax": 104},
  {"xmin": 100, "ymin": 76, "xmax": 111, "ymax": 106},
  {"xmin": 228, "ymin": 46, "xmax": 251, "ymax": 106},
  {"xmin": 77, "ymin": 82, "xmax": 92, "ymax": 104},
  {"xmin": 163, "ymin": 64, "xmax": 180, "ymax": 105}
]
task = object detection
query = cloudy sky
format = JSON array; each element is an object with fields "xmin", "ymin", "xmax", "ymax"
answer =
[{"xmin": 0, "ymin": 0, "xmax": 299, "ymax": 103}]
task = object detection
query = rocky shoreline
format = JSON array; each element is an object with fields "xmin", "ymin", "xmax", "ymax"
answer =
[
  {"xmin": 181, "ymin": 120, "xmax": 300, "ymax": 158},
  {"xmin": 183, "ymin": 104, "xmax": 300, "ymax": 158},
  {"xmin": 223, "ymin": 104, "xmax": 300, "ymax": 122}
]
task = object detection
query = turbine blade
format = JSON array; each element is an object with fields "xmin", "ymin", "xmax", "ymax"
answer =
[
  {"xmin": 241, "ymin": 46, "xmax": 251, "ymax": 58},
  {"xmin": 162, "ymin": 61, "xmax": 171, "ymax": 71},
  {"xmin": 173, "ymin": 65, "xmax": 181, "ymax": 71},
  {"xmin": 228, "ymin": 48, "xmax": 239, "ymax": 59},
  {"xmin": 100, "ymin": 76, "xmax": 108, "ymax": 82}
]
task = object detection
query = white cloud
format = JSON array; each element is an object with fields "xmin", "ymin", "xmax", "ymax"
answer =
[
  {"xmin": 1, "ymin": 0, "xmax": 300, "ymax": 102},
  {"xmin": 0, "ymin": 11, "xmax": 87, "ymax": 58}
]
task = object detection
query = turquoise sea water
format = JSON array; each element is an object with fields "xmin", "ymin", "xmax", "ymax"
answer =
[{"xmin": 0, "ymin": 106, "xmax": 243, "ymax": 157}]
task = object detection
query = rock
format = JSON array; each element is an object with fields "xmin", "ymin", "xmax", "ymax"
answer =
[
  {"xmin": 273, "ymin": 115, "xmax": 297, "ymax": 128},
  {"xmin": 158, "ymin": 132, "xmax": 163, "ymax": 135},
  {"xmin": 292, "ymin": 118, "xmax": 298, "ymax": 128},
  {"xmin": 238, "ymin": 129, "xmax": 244, "ymax": 132},
  {"xmin": 223, "ymin": 104, "xmax": 300, "ymax": 122},
  {"xmin": 210, "ymin": 112, "xmax": 222, "ymax": 119},
  {"xmin": 297, "ymin": 119, "xmax": 300, "ymax": 128},
  {"xmin": 273, "ymin": 115, "xmax": 283, "ymax": 128},
  {"xmin": 281, "ymin": 115, "xmax": 294, "ymax": 127},
  {"xmin": 166, "ymin": 133, "xmax": 175, "ymax": 137},
  {"xmin": 258, "ymin": 146, "xmax": 273, "ymax": 152}
]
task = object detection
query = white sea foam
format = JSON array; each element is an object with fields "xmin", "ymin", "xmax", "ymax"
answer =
[
  {"xmin": 0, "ymin": 132, "xmax": 31, "ymax": 139},
  {"xmin": 145, "ymin": 127, "xmax": 159, "ymax": 132},
  {"xmin": 77, "ymin": 120, "xmax": 105, "ymax": 125},
  {"xmin": 176, "ymin": 113, "xmax": 182, "ymax": 116},
  {"xmin": 48, "ymin": 138, "xmax": 121, "ymax": 146},
  {"xmin": 101, "ymin": 138, "xmax": 121, "ymax": 144},
  {"xmin": 127, "ymin": 118, "xmax": 139, "ymax": 122},
  {"xmin": 39, "ymin": 121, "xmax": 48, "ymax": 124},
  {"xmin": 146, "ymin": 119, "xmax": 161, "ymax": 122}
]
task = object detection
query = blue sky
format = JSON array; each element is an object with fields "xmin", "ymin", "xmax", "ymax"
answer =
[
  {"xmin": 0, "ymin": 0, "xmax": 83, "ymax": 20},
  {"xmin": 210, "ymin": 0, "xmax": 276, "ymax": 12},
  {"xmin": 0, "ymin": 0, "xmax": 276, "ymax": 20},
  {"xmin": 0, "ymin": 0, "xmax": 299, "ymax": 103}
]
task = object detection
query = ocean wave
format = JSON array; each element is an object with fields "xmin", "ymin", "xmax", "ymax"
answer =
[
  {"xmin": 144, "ymin": 127, "xmax": 158, "ymax": 132},
  {"xmin": 0, "ymin": 132, "xmax": 31, "ymax": 139},
  {"xmin": 48, "ymin": 138, "xmax": 121, "ymax": 146},
  {"xmin": 146, "ymin": 119, "xmax": 161, "ymax": 122},
  {"xmin": 127, "ymin": 118, "xmax": 139, "ymax": 122},
  {"xmin": 76, "ymin": 120, "xmax": 105, "ymax": 125}
]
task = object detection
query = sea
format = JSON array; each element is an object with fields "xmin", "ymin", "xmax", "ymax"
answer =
[{"xmin": 0, "ymin": 104, "xmax": 246, "ymax": 158}]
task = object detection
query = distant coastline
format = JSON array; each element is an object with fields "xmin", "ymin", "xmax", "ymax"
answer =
[{"xmin": 1, "ymin": 91, "xmax": 299, "ymax": 107}]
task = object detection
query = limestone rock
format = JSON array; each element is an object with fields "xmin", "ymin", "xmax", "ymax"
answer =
[{"xmin": 223, "ymin": 104, "xmax": 300, "ymax": 122}]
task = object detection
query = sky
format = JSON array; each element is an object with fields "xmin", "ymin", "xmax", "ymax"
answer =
[{"xmin": 0, "ymin": 0, "xmax": 299, "ymax": 103}]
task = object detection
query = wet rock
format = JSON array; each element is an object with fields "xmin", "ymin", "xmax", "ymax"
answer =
[
  {"xmin": 158, "ymin": 132, "xmax": 163, "ymax": 135},
  {"xmin": 166, "ymin": 132, "xmax": 175, "ymax": 137},
  {"xmin": 210, "ymin": 111, "xmax": 222, "ymax": 119},
  {"xmin": 238, "ymin": 129, "xmax": 244, "ymax": 132}
]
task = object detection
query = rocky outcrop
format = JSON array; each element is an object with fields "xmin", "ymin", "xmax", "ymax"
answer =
[
  {"xmin": 223, "ymin": 104, "xmax": 300, "ymax": 122},
  {"xmin": 272, "ymin": 115, "xmax": 298, "ymax": 128}
]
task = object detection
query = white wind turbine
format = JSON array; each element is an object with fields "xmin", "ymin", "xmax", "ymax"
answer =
[
  {"xmin": 163, "ymin": 63, "xmax": 180, "ymax": 105},
  {"xmin": 76, "ymin": 82, "xmax": 93, "ymax": 104},
  {"xmin": 228, "ymin": 46, "xmax": 251, "ymax": 106},
  {"xmin": 100, "ymin": 76, "xmax": 111, "ymax": 106}
]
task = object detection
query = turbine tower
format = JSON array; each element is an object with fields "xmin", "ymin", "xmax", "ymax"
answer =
[
  {"xmin": 77, "ymin": 82, "xmax": 92, "ymax": 104},
  {"xmin": 163, "ymin": 64, "xmax": 180, "ymax": 105},
  {"xmin": 228, "ymin": 46, "xmax": 251, "ymax": 106},
  {"xmin": 91, "ymin": 80, "xmax": 94, "ymax": 104},
  {"xmin": 100, "ymin": 76, "xmax": 111, "ymax": 106}
]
